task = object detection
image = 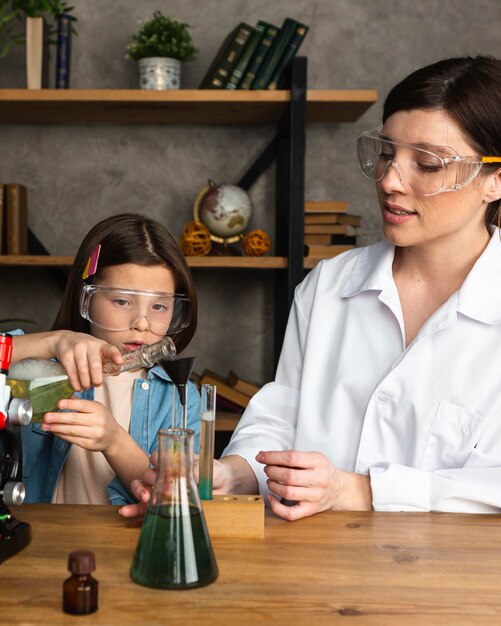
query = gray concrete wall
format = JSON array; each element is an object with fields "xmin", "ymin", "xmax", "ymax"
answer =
[{"xmin": 0, "ymin": 0, "xmax": 499, "ymax": 383}]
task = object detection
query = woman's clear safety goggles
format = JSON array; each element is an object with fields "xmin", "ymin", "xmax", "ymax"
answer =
[
  {"xmin": 357, "ymin": 130, "xmax": 501, "ymax": 196},
  {"xmin": 80, "ymin": 284, "xmax": 192, "ymax": 336}
]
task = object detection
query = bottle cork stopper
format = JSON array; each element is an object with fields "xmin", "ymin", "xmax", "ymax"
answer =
[{"xmin": 68, "ymin": 550, "xmax": 96, "ymax": 575}]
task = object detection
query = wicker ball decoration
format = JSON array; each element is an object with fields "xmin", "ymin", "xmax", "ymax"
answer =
[
  {"xmin": 242, "ymin": 229, "xmax": 271, "ymax": 257},
  {"xmin": 180, "ymin": 221, "xmax": 212, "ymax": 256}
]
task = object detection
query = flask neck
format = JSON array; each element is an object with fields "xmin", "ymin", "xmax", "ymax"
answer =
[{"xmin": 150, "ymin": 428, "xmax": 199, "ymax": 509}]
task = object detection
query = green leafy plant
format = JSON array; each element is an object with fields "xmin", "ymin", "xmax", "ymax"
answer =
[
  {"xmin": 0, "ymin": 0, "xmax": 76, "ymax": 58},
  {"xmin": 126, "ymin": 11, "xmax": 197, "ymax": 62}
]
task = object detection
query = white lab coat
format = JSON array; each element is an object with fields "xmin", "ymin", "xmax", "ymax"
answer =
[{"xmin": 223, "ymin": 228, "xmax": 501, "ymax": 512}]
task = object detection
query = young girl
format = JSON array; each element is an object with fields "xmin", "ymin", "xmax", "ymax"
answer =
[{"xmin": 16, "ymin": 213, "xmax": 200, "ymax": 505}]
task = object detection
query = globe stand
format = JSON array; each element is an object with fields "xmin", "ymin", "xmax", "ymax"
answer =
[{"xmin": 211, "ymin": 242, "xmax": 242, "ymax": 256}]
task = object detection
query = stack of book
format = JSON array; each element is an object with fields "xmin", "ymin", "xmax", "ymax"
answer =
[
  {"xmin": 0, "ymin": 183, "xmax": 29, "ymax": 254},
  {"xmin": 199, "ymin": 17, "xmax": 308, "ymax": 90},
  {"xmin": 304, "ymin": 201, "xmax": 360, "ymax": 268},
  {"xmin": 197, "ymin": 369, "xmax": 261, "ymax": 414}
]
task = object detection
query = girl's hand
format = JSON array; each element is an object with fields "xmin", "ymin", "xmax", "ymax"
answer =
[
  {"xmin": 49, "ymin": 330, "xmax": 123, "ymax": 390},
  {"xmin": 119, "ymin": 455, "xmax": 231, "ymax": 518},
  {"xmin": 42, "ymin": 397, "xmax": 122, "ymax": 453},
  {"xmin": 256, "ymin": 450, "xmax": 373, "ymax": 521}
]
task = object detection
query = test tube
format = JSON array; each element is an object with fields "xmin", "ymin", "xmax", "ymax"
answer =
[{"xmin": 198, "ymin": 384, "xmax": 216, "ymax": 500}]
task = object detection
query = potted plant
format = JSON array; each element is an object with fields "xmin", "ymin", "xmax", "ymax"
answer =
[{"xmin": 126, "ymin": 11, "xmax": 197, "ymax": 90}]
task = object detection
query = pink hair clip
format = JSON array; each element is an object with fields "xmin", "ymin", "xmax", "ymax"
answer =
[{"xmin": 82, "ymin": 244, "xmax": 101, "ymax": 280}]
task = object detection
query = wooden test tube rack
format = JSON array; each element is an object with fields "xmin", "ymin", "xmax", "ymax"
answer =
[{"xmin": 201, "ymin": 494, "xmax": 264, "ymax": 539}]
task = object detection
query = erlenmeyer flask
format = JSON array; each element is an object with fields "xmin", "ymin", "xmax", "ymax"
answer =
[{"xmin": 130, "ymin": 428, "xmax": 218, "ymax": 589}]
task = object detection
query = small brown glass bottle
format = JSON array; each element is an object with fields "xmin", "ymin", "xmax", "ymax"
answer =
[{"xmin": 63, "ymin": 550, "xmax": 99, "ymax": 615}]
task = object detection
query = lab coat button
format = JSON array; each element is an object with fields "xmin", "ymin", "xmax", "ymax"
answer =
[
  {"xmin": 377, "ymin": 390, "xmax": 390, "ymax": 402},
  {"xmin": 141, "ymin": 382, "xmax": 149, "ymax": 390}
]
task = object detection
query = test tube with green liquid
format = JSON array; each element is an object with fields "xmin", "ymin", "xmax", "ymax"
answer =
[{"xmin": 198, "ymin": 384, "xmax": 216, "ymax": 500}]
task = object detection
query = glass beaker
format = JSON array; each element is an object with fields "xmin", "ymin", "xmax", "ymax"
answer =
[{"xmin": 130, "ymin": 428, "xmax": 218, "ymax": 589}]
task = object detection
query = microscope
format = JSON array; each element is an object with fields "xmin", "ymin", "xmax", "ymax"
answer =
[{"xmin": 0, "ymin": 333, "xmax": 33, "ymax": 562}]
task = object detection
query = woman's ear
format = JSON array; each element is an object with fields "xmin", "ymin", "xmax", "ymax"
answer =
[{"xmin": 484, "ymin": 168, "xmax": 501, "ymax": 203}]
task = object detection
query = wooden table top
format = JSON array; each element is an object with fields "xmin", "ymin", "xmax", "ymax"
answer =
[{"xmin": 2, "ymin": 505, "xmax": 501, "ymax": 625}]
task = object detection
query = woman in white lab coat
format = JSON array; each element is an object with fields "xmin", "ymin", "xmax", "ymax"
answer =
[{"xmin": 122, "ymin": 55, "xmax": 501, "ymax": 519}]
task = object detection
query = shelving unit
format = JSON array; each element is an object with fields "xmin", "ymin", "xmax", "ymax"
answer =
[
  {"xmin": 0, "ymin": 88, "xmax": 376, "ymax": 124},
  {"xmin": 0, "ymin": 59, "xmax": 376, "ymax": 363}
]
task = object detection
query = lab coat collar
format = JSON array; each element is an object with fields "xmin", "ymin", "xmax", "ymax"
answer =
[
  {"xmin": 341, "ymin": 228, "xmax": 501, "ymax": 326},
  {"xmin": 457, "ymin": 227, "xmax": 501, "ymax": 325},
  {"xmin": 341, "ymin": 239, "xmax": 395, "ymax": 297}
]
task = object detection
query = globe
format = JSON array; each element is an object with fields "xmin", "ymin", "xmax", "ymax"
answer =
[{"xmin": 199, "ymin": 183, "xmax": 253, "ymax": 238}]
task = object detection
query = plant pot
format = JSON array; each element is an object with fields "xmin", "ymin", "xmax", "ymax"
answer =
[
  {"xmin": 139, "ymin": 57, "xmax": 181, "ymax": 90},
  {"xmin": 25, "ymin": 16, "xmax": 49, "ymax": 89}
]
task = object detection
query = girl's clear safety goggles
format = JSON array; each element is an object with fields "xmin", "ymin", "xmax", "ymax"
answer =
[
  {"xmin": 357, "ymin": 130, "xmax": 501, "ymax": 196},
  {"xmin": 80, "ymin": 283, "xmax": 192, "ymax": 336}
]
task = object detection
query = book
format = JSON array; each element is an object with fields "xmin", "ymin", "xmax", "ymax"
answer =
[
  {"xmin": 251, "ymin": 17, "xmax": 299, "ymax": 90},
  {"xmin": 55, "ymin": 13, "xmax": 72, "ymax": 89},
  {"xmin": 267, "ymin": 22, "xmax": 309, "ymax": 90},
  {"xmin": 5, "ymin": 183, "xmax": 28, "ymax": 254},
  {"xmin": 239, "ymin": 22, "xmax": 279, "ymax": 90},
  {"xmin": 304, "ymin": 223, "xmax": 357, "ymax": 236},
  {"xmin": 225, "ymin": 21, "xmax": 267, "ymax": 90},
  {"xmin": 304, "ymin": 214, "xmax": 361, "ymax": 227},
  {"xmin": 199, "ymin": 22, "xmax": 254, "ymax": 89},
  {"xmin": 304, "ymin": 234, "xmax": 332, "ymax": 245},
  {"xmin": 304, "ymin": 213, "xmax": 355, "ymax": 225},
  {"xmin": 26, "ymin": 16, "xmax": 49, "ymax": 89},
  {"xmin": 305, "ymin": 224, "xmax": 360, "ymax": 235},
  {"xmin": 304, "ymin": 201, "xmax": 348, "ymax": 214},
  {"xmin": 0, "ymin": 184, "xmax": 4, "ymax": 254},
  {"xmin": 199, "ymin": 369, "xmax": 251, "ymax": 409},
  {"xmin": 226, "ymin": 370, "xmax": 261, "ymax": 397},
  {"xmin": 336, "ymin": 214, "xmax": 361, "ymax": 227},
  {"xmin": 305, "ymin": 244, "xmax": 355, "ymax": 257}
]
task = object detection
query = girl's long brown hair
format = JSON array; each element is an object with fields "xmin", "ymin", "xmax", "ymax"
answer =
[{"xmin": 52, "ymin": 213, "xmax": 197, "ymax": 353}]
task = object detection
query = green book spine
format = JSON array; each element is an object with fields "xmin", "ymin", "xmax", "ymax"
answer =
[
  {"xmin": 225, "ymin": 21, "xmax": 267, "ymax": 90},
  {"xmin": 251, "ymin": 17, "xmax": 298, "ymax": 90},
  {"xmin": 239, "ymin": 23, "xmax": 279, "ymax": 90},
  {"xmin": 200, "ymin": 22, "xmax": 254, "ymax": 89},
  {"xmin": 267, "ymin": 23, "xmax": 309, "ymax": 90}
]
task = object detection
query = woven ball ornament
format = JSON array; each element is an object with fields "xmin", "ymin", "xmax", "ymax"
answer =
[
  {"xmin": 180, "ymin": 221, "xmax": 212, "ymax": 256},
  {"xmin": 242, "ymin": 229, "xmax": 271, "ymax": 257}
]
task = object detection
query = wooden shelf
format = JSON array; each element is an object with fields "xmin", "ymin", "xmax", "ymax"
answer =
[
  {"xmin": 0, "ymin": 89, "xmax": 377, "ymax": 124},
  {"xmin": 0, "ymin": 255, "xmax": 361, "ymax": 269},
  {"xmin": 0, "ymin": 254, "xmax": 288, "ymax": 269}
]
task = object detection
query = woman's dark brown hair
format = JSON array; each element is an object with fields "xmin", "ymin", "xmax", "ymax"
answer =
[
  {"xmin": 52, "ymin": 213, "xmax": 197, "ymax": 353},
  {"xmin": 383, "ymin": 55, "xmax": 501, "ymax": 227}
]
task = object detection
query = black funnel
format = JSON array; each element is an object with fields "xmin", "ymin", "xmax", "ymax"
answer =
[
  {"xmin": 160, "ymin": 357, "xmax": 198, "ymax": 428},
  {"xmin": 160, "ymin": 356, "xmax": 197, "ymax": 389}
]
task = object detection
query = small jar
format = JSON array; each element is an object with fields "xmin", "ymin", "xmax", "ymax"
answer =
[{"xmin": 63, "ymin": 550, "xmax": 99, "ymax": 615}]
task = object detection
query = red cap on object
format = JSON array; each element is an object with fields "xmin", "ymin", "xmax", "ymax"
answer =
[
  {"xmin": 0, "ymin": 411, "xmax": 6, "ymax": 429},
  {"xmin": 0, "ymin": 334, "xmax": 12, "ymax": 374}
]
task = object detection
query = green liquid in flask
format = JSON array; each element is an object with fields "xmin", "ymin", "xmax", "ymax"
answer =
[{"xmin": 130, "ymin": 504, "xmax": 218, "ymax": 589}]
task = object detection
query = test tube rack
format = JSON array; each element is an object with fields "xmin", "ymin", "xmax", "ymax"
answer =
[{"xmin": 201, "ymin": 494, "xmax": 264, "ymax": 539}]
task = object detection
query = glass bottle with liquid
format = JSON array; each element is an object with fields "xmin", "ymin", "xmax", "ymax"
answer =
[
  {"xmin": 62, "ymin": 550, "xmax": 99, "ymax": 615},
  {"xmin": 130, "ymin": 427, "xmax": 218, "ymax": 589},
  {"xmin": 7, "ymin": 336, "xmax": 177, "ymax": 422}
]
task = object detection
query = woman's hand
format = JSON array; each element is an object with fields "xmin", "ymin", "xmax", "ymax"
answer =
[
  {"xmin": 48, "ymin": 331, "xmax": 123, "ymax": 390},
  {"xmin": 42, "ymin": 397, "xmax": 122, "ymax": 453},
  {"xmin": 256, "ymin": 450, "xmax": 373, "ymax": 521}
]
